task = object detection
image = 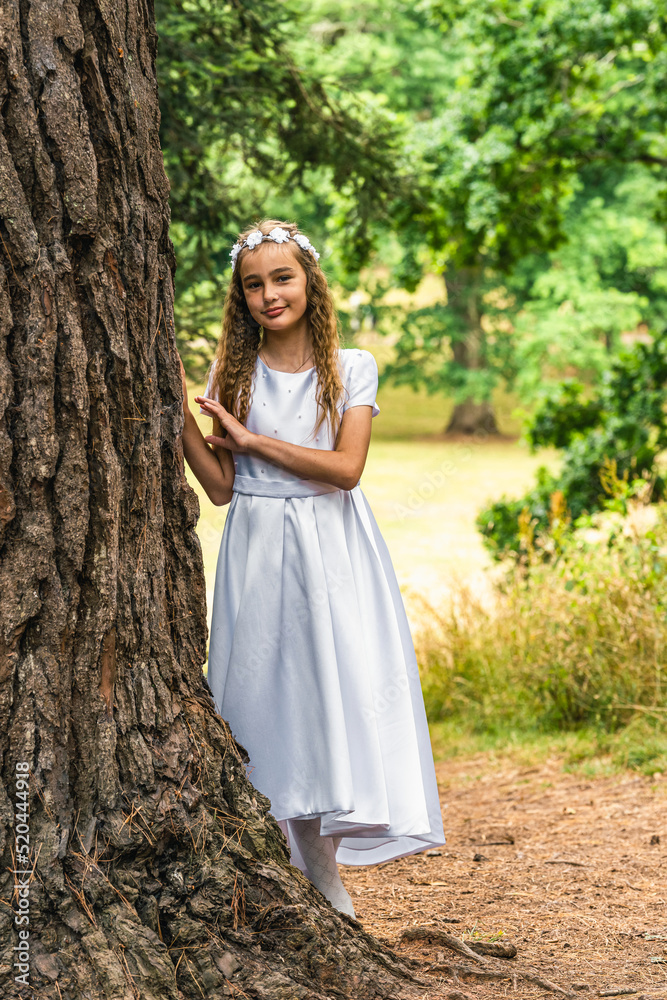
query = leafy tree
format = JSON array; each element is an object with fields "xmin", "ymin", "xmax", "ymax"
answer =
[
  {"xmin": 383, "ymin": 0, "xmax": 667, "ymax": 431},
  {"xmin": 508, "ymin": 162, "xmax": 667, "ymax": 397},
  {"xmin": 287, "ymin": 0, "xmax": 463, "ymax": 293},
  {"xmin": 290, "ymin": 0, "xmax": 458, "ymax": 114},
  {"xmin": 159, "ymin": 0, "xmax": 667, "ymax": 419}
]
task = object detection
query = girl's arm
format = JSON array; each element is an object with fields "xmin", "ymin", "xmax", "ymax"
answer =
[
  {"xmin": 180, "ymin": 358, "xmax": 235, "ymax": 505},
  {"xmin": 196, "ymin": 394, "xmax": 373, "ymax": 491},
  {"xmin": 250, "ymin": 407, "xmax": 373, "ymax": 490}
]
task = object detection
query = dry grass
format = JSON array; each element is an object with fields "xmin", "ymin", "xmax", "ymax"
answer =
[{"xmin": 414, "ymin": 507, "xmax": 667, "ymax": 741}]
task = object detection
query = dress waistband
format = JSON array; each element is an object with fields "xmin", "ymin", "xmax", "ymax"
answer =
[{"xmin": 231, "ymin": 474, "xmax": 343, "ymax": 499}]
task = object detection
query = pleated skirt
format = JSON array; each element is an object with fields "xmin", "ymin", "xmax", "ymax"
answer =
[{"xmin": 205, "ymin": 483, "xmax": 446, "ymax": 867}]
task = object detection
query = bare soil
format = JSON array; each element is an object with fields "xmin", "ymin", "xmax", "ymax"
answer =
[{"xmin": 341, "ymin": 752, "xmax": 667, "ymax": 999}]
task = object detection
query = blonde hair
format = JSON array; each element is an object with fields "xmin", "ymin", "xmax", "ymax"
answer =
[{"xmin": 210, "ymin": 219, "xmax": 346, "ymax": 442}]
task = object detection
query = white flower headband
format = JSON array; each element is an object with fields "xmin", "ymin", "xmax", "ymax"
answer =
[{"xmin": 230, "ymin": 226, "xmax": 320, "ymax": 272}]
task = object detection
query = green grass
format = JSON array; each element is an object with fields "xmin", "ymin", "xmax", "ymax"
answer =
[{"xmin": 429, "ymin": 716, "xmax": 667, "ymax": 777}]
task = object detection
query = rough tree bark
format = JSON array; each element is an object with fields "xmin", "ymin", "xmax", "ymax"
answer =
[
  {"xmin": 444, "ymin": 269, "xmax": 499, "ymax": 437},
  {"xmin": 0, "ymin": 2, "xmax": 436, "ymax": 997}
]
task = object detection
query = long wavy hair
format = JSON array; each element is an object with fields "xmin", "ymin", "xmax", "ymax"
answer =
[{"xmin": 209, "ymin": 219, "xmax": 346, "ymax": 442}]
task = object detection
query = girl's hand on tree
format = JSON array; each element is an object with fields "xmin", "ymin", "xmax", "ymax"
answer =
[
  {"xmin": 179, "ymin": 356, "xmax": 190, "ymax": 414},
  {"xmin": 195, "ymin": 396, "xmax": 254, "ymax": 454}
]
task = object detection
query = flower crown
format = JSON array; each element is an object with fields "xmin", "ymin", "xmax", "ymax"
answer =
[{"xmin": 230, "ymin": 227, "xmax": 320, "ymax": 272}]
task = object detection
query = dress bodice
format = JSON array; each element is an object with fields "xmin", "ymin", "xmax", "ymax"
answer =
[{"xmin": 200, "ymin": 348, "xmax": 380, "ymax": 498}]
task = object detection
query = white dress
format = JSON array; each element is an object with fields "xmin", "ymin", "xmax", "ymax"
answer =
[{"xmin": 200, "ymin": 348, "xmax": 445, "ymax": 868}]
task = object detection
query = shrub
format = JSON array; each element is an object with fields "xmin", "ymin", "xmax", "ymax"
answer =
[
  {"xmin": 478, "ymin": 332, "xmax": 667, "ymax": 559},
  {"xmin": 418, "ymin": 495, "xmax": 667, "ymax": 735}
]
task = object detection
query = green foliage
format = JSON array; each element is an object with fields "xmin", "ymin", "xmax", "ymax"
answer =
[
  {"xmin": 477, "ymin": 332, "xmax": 667, "ymax": 558},
  {"xmin": 291, "ymin": 0, "xmax": 457, "ymax": 113},
  {"xmin": 527, "ymin": 382, "xmax": 603, "ymax": 449},
  {"xmin": 379, "ymin": 160, "xmax": 667, "ymax": 409},
  {"xmin": 378, "ymin": 0, "xmax": 667, "ymax": 406},
  {"xmin": 476, "ymin": 466, "xmax": 559, "ymax": 559},
  {"xmin": 156, "ymin": 0, "xmax": 404, "ymax": 349},
  {"xmin": 161, "ymin": 0, "xmax": 667, "ymax": 415},
  {"xmin": 418, "ymin": 498, "xmax": 667, "ymax": 737},
  {"xmin": 412, "ymin": 0, "xmax": 666, "ymax": 268},
  {"xmin": 508, "ymin": 164, "xmax": 667, "ymax": 396}
]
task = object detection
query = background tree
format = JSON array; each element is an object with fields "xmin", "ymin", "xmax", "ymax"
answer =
[
  {"xmin": 159, "ymin": 1, "xmax": 667, "ymax": 437},
  {"xmin": 508, "ymin": 161, "xmax": 667, "ymax": 398},
  {"xmin": 381, "ymin": 0, "xmax": 667, "ymax": 432},
  {"xmin": 0, "ymin": 2, "xmax": 436, "ymax": 996}
]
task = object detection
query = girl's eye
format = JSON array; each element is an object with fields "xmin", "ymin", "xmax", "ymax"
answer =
[{"xmin": 246, "ymin": 275, "xmax": 290, "ymax": 290}]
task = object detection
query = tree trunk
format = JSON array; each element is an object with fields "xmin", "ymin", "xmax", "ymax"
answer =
[
  {"xmin": 445, "ymin": 398, "xmax": 499, "ymax": 436},
  {"xmin": 0, "ymin": 3, "xmax": 433, "ymax": 997},
  {"xmin": 444, "ymin": 269, "xmax": 500, "ymax": 436}
]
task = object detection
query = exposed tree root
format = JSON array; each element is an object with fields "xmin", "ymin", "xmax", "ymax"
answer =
[
  {"xmin": 468, "ymin": 941, "xmax": 517, "ymax": 958},
  {"xmin": 423, "ymin": 959, "xmax": 576, "ymax": 997},
  {"xmin": 397, "ymin": 927, "xmax": 487, "ymax": 964},
  {"xmin": 396, "ymin": 925, "xmax": 577, "ymax": 998}
]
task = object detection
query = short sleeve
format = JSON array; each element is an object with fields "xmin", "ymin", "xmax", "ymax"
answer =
[
  {"xmin": 342, "ymin": 350, "xmax": 381, "ymax": 418},
  {"xmin": 199, "ymin": 360, "xmax": 218, "ymax": 414}
]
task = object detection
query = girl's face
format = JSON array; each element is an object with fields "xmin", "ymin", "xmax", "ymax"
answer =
[{"xmin": 239, "ymin": 241, "xmax": 309, "ymax": 334}]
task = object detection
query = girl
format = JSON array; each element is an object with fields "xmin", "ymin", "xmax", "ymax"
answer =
[{"xmin": 180, "ymin": 219, "xmax": 445, "ymax": 919}]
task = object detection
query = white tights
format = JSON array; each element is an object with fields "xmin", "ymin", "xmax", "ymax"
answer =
[{"xmin": 289, "ymin": 817, "xmax": 356, "ymax": 918}]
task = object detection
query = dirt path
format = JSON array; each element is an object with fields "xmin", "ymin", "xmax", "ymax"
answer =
[{"xmin": 341, "ymin": 753, "xmax": 667, "ymax": 998}]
